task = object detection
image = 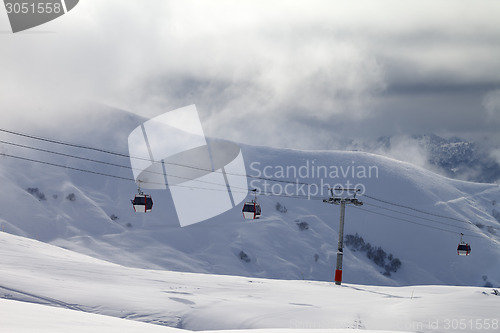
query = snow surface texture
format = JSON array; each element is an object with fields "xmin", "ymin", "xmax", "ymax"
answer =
[
  {"xmin": 1, "ymin": 232, "xmax": 498, "ymax": 332},
  {"xmin": 1, "ymin": 107, "xmax": 500, "ymax": 330},
  {"xmin": 0, "ymin": 109, "xmax": 499, "ymax": 287}
]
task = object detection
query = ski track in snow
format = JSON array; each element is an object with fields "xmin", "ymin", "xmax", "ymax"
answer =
[{"xmin": 0, "ymin": 285, "xmax": 86, "ymax": 311}]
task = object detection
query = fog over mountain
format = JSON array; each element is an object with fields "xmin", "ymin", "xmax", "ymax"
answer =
[
  {"xmin": 342, "ymin": 134, "xmax": 500, "ymax": 184},
  {"xmin": 2, "ymin": 1, "xmax": 500, "ymax": 155}
]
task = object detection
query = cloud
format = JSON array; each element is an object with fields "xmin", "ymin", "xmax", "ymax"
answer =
[
  {"xmin": 483, "ymin": 89, "xmax": 500, "ymax": 119},
  {"xmin": 373, "ymin": 135, "xmax": 434, "ymax": 171},
  {"xmin": 1, "ymin": 0, "xmax": 500, "ymax": 152}
]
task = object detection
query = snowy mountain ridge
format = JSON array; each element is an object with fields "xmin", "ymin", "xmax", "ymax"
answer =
[{"xmin": 0, "ymin": 105, "xmax": 499, "ymax": 288}]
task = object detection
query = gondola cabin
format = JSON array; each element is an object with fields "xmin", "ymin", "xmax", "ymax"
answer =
[
  {"xmin": 457, "ymin": 233, "xmax": 471, "ymax": 256},
  {"xmin": 457, "ymin": 243, "xmax": 471, "ymax": 256},
  {"xmin": 242, "ymin": 200, "xmax": 261, "ymax": 219},
  {"xmin": 132, "ymin": 194, "xmax": 153, "ymax": 213}
]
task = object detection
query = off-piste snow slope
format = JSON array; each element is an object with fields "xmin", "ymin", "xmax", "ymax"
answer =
[
  {"xmin": 0, "ymin": 106, "xmax": 500, "ymax": 331},
  {"xmin": 1, "ymin": 231, "xmax": 499, "ymax": 332}
]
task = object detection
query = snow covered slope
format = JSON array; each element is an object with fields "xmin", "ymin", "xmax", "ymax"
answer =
[
  {"xmin": 1, "ymin": 232, "xmax": 499, "ymax": 332},
  {"xmin": 0, "ymin": 105, "xmax": 500, "ymax": 287}
]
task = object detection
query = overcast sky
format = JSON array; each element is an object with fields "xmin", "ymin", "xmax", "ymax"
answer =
[{"xmin": 2, "ymin": 0, "xmax": 500, "ymax": 153}]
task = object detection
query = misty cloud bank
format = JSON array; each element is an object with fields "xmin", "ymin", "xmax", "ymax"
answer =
[
  {"xmin": 1, "ymin": 0, "xmax": 500, "ymax": 181},
  {"xmin": 345, "ymin": 134, "xmax": 500, "ymax": 184}
]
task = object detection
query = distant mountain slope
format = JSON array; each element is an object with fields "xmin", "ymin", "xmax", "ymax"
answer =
[{"xmin": 0, "ymin": 105, "xmax": 499, "ymax": 287}]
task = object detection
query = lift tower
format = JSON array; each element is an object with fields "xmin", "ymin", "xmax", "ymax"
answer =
[{"xmin": 323, "ymin": 187, "xmax": 363, "ymax": 285}]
